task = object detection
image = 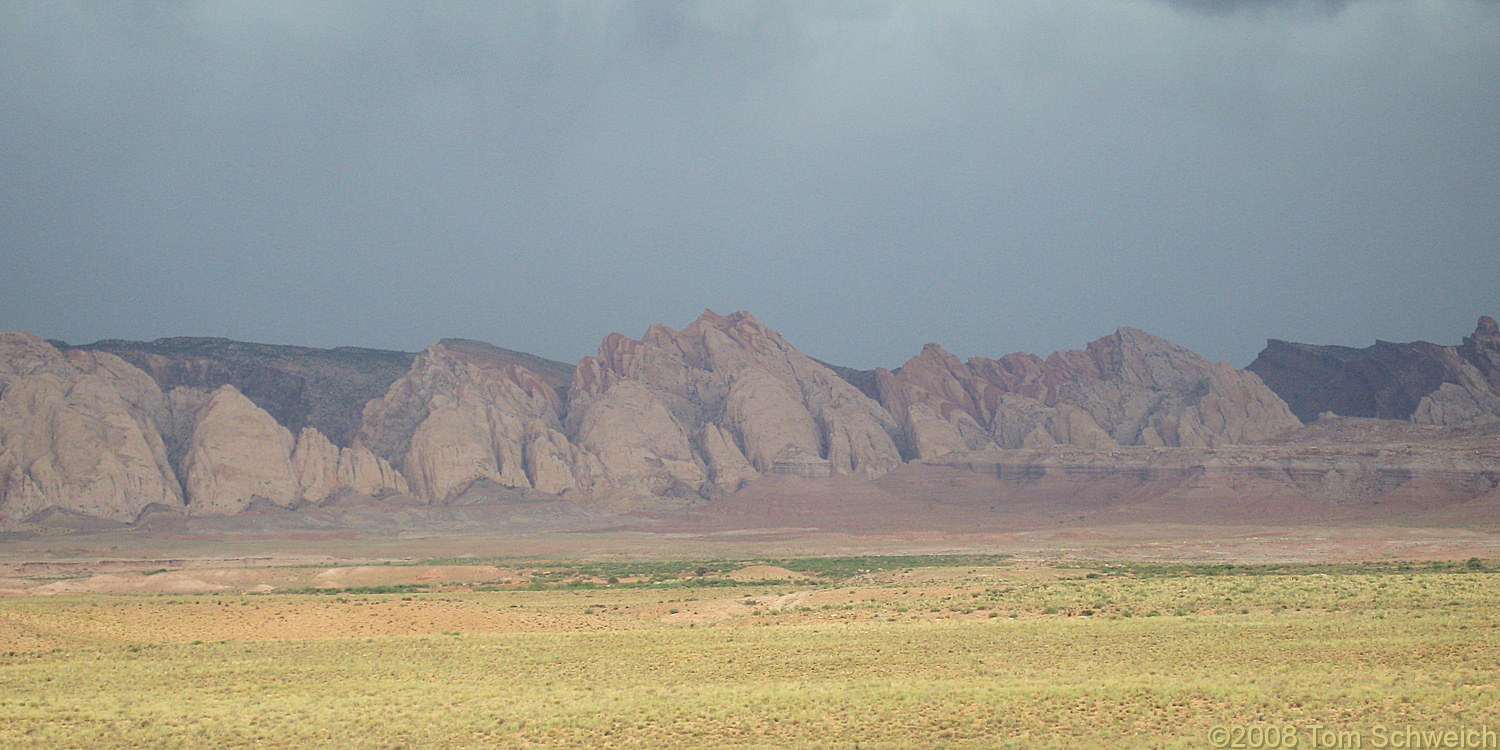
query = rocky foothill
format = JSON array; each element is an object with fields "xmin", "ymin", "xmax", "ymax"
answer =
[{"xmin": 2, "ymin": 313, "xmax": 1497, "ymax": 528}]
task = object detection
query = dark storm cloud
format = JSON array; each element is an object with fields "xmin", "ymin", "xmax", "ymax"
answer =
[
  {"xmin": 1163, "ymin": 0, "xmax": 1355, "ymax": 15},
  {"xmin": 1168, "ymin": 0, "xmax": 1499, "ymax": 16},
  {"xmin": 2, "ymin": 1, "xmax": 1498, "ymax": 369}
]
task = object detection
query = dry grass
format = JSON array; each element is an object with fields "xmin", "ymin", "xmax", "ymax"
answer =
[{"xmin": 1, "ymin": 560, "xmax": 1496, "ymax": 748}]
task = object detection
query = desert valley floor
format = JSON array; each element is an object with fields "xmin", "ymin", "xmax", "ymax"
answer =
[{"xmin": 3, "ymin": 470, "xmax": 1499, "ymax": 748}]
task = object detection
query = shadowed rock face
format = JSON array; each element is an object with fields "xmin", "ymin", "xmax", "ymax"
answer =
[
  {"xmin": 876, "ymin": 328, "xmax": 1302, "ymax": 458},
  {"xmin": 176, "ymin": 384, "xmax": 407, "ymax": 515},
  {"xmin": 57, "ymin": 338, "xmax": 422, "ymax": 447},
  {"xmin": 1, "ymin": 333, "xmax": 422, "ymax": 522},
  {"xmin": 1460, "ymin": 316, "xmax": 1500, "ymax": 395},
  {"xmin": 1248, "ymin": 317, "xmax": 1500, "ymax": 426}
]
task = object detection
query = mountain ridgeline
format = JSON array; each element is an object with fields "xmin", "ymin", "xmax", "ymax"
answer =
[{"xmin": 2, "ymin": 312, "xmax": 1497, "ymax": 526}]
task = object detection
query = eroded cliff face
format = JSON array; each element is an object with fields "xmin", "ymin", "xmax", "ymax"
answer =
[
  {"xmin": 567, "ymin": 310, "xmax": 903, "ymax": 490},
  {"xmin": 180, "ymin": 385, "xmax": 300, "ymax": 515},
  {"xmin": 352, "ymin": 311, "xmax": 904, "ymax": 506},
  {"xmin": 4, "ymin": 313, "xmax": 906, "ymax": 518},
  {"xmin": 59, "ymin": 337, "xmax": 418, "ymax": 447},
  {"xmin": 8, "ymin": 314, "xmax": 1491, "ymax": 525},
  {"xmin": 877, "ymin": 328, "xmax": 1301, "ymax": 458},
  {"xmin": 931, "ymin": 417, "xmax": 1500, "ymax": 510},
  {"xmin": 179, "ymin": 385, "xmax": 409, "ymax": 514},
  {"xmin": 1249, "ymin": 317, "xmax": 1500, "ymax": 427},
  {"xmin": 290, "ymin": 426, "xmax": 408, "ymax": 505},
  {"xmin": 0, "ymin": 333, "xmax": 181, "ymax": 522},
  {"xmin": 356, "ymin": 339, "xmax": 580, "ymax": 503},
  {"xmin": 0, "ymin": 333, "xmax": 417, "ymax": 523}
]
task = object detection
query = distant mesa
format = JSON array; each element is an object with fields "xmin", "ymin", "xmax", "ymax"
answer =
[{"xmin": 1249, "ymin": 316, "xmax": 1500, "ymax": 426}]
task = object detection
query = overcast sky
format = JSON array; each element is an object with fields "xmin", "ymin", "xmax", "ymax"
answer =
[{"xmin": 2, "ymin": 1, "xmax": 1497, "ymax": 369}]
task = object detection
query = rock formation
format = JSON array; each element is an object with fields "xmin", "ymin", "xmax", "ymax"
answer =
[
  {"xmin": 700, "ymin": 421, "xmax": 758, "ymax": 490},
  {"xmin": 5, "ymin": 313, "xmax": 1492, "ymax": 526},
  {"xmin": 1461, "ymin": 316, "xmax": 1500, "ymax": 392},
  {"xmin": 357, "ymin": 339, "xmax": 583, "ymax": 502},
  {"xmin": 348, "ymin": 312, "xmax": 904, "ymax": 505},
  {"xmin": 569, "ymin": 379, "xmax": 705, "ymax": 496},
  {"xmin": 58, "ymin": 337, "xmax": 423, "ymax": 447},
  {"xmin": 877, "ymin": 328, "xmax": 1301, "ymax": 457},
  {"xmin": 0, "ymin": 333, "xmax": 181, "ymax": 522},
  {"xmin": 933, "ymin": 416, "xmax": 1500, "ymax": 511},
  {"xmin": 290, "ymin": 426, "xmax": 408, "ymax": 503},
  {"xmin": 180, "ymin": 385, "xmax": 300, "ymax": 515},
  {"xmin": 1248, "ymin": 316, "xmax": 1500, "ymax": 426},
  {"xmin": 0, "ymin": 331, "xmax": 432, "ymax": 523},
  {"xmin": 567, "ymin": 310, "xmax": 903, "ymax": 492}
]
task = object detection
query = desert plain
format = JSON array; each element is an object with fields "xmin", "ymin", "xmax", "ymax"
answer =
[{"xmin": 3, "ymin": 482, "xmax": 1498, "ymax": 749}]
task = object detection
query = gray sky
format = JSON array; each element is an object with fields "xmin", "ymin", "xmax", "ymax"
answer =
[{"xmin": 3, "ymin": 1, "xmax": 1497, "ymax": 369}]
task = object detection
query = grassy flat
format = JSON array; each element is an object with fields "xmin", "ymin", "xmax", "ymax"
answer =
[{"xmin": 1, "ymin": 558, "xmax": 1496, "ymax": 748}]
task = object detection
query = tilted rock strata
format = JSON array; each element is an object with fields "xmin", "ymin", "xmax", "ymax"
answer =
[
  {"xmin": 877, "ymin": 329, "xmax": 1300, "ymax": 457},
  {"xmin": 722, "ymin": 367, "xmax": 822, "ymax": 472},
  {"xmin": 568, "ymin": 310, "xmax": 902, "ymax": 487},
  {"xmin": 0, "ymin": 333, "xmax": 181, "ymax": 522},
  {"xmin": 1460, "ymin": 316, "xmax": 1500, "ymax": 393},
  {"xmin": 360, "ymin": 310, "xmax": 903, "ymax": 505},
  {"xmin": 0, "ymin": 332, "xmax": 423, "ymax": 522},
  {"xmin": 1412, "ymin": 383, "xmax": 1500, "ymax": 427},
  {"xmin": 180, "ymin": 385, "xmax": 300, "ymax": 515},
  {"xmin": 570, "ymin": 379, "xmax": 705, "ymax": 496},
  {"xmin": 358, "ymin": 339, "xmax": 584, "ymax": 502},
  {"xmin": 14, "ymin": 313, "xmax": 1492, "ymax": 523},
  {"xmin": 523, "ymin": 426, "xmax": 582, "ymax": 495},
  {"xmin": 290, "ymin": 426, "xmax": 407, "ymax": 503},
  {"xmin": 1411, "ymin": 317, "xmax": 1500, "ymax": 427},
  {"xmin": 179, "ymin": 385, "xmax": 413, "ymax": 514},
  {"xmin": 699, "ymin": 421, "xmax": 758, "ymax": 490},
  {"xmin": 60, "ymin": 337, "xmax": 422, "ymax": 447}
]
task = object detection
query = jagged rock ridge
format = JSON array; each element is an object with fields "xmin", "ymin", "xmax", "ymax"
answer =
[
  {"xmin": 3, "ymin": 311, "xmax": 1436, "ymax": 525},
  {"xmin": 56, "ymin": 337, "xmax": 422, "ymax": 447},
  {"xmin": 571, "ymin": 310, "xmax": 902, "ymax": 487},
  {"xmin": 0, "ymin": 334, "xmax": 409, "ymax": 523},
  {"xmin": 356, "ymin": 338, "xmax": 583, "ymax": 501},
  {"xmin": 874, "ymin": 328, "xmax": 1302, "ymax": 459},
  {"xmin": 368, "ymin": 311, "xmax": 903, "ymax": 505}
]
